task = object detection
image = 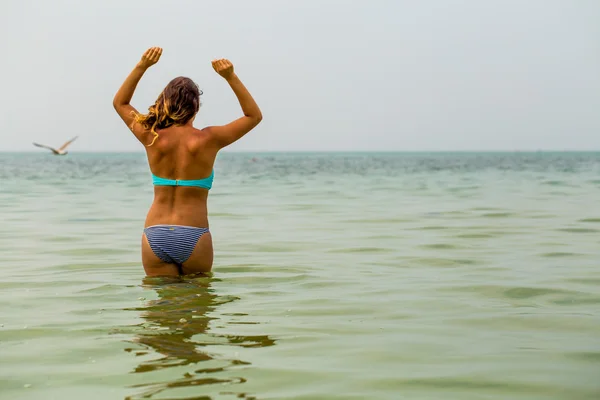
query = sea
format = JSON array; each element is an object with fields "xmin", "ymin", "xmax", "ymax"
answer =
[{"xmin": 1, "ymin": 151, "xmax": 599, "ymax": 400}]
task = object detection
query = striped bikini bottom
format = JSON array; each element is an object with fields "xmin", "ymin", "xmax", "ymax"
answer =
[{"xmin": 144, "ymin": 225, "xmax": 209, "ymax": 265}]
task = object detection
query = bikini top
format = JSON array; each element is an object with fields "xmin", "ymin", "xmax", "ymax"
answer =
[{"xmin": 151, "ymin": 170, "xmax": 214, "ymax": 190}]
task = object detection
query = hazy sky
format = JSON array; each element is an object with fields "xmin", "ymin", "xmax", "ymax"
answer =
[{"xmin": 1, "ymin": 0, "xmax": 599, "ymax": 152}]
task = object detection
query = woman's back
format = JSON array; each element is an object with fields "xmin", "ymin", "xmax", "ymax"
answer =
[
  {"xmin": 147, "ymin": 125, "xmax": 215, "ymax": 181},
  {"xmin": 145, "ymin": 124, "xmax": 217, "ymax": 228}
]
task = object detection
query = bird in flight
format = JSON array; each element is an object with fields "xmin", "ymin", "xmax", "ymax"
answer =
[{"xmin": 32, "ymin": 136, "xmax": 79, "ymax": 155}]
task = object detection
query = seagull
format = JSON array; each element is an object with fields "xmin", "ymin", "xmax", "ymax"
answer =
[{"xmin": 32, "ymin": 136, "xmax": 78, "ymax": 155}]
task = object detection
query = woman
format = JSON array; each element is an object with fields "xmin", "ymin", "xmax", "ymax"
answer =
[{"xmin": 113, "ymin": 47, "xmax": 262, "ymax": 277}]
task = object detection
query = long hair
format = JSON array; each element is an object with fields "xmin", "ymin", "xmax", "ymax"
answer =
[{"xmin": 133, "ymin": 77, "xmax": 202, "ymax": 146}]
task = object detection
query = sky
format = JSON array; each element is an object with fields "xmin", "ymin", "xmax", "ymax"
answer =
[{"xmin": 1, "ymin": 0, "xmax": 599, "ymax": 152}]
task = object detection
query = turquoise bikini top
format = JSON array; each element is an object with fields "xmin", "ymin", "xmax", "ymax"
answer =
[{"xmin": 152, "ymin": 170, "xmax": 214, "ymax": 190}]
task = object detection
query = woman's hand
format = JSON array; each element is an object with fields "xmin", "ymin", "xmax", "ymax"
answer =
[
  {"xmin": 138, "ymin": 47, "xmax": 163, "ymax": 69},
  {"xmin": 212, "ymin": 58, "xmax": 235, "ymax": 80}
]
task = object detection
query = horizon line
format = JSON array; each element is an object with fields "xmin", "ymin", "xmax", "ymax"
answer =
[{"xmin": 2, "ymin": 149, "xmax": 600, "ymax": 154}]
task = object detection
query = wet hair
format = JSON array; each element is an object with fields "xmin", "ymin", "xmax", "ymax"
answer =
[{"xmin": 132, "ymin": 76, "xmax": 202, "ymax": 146}]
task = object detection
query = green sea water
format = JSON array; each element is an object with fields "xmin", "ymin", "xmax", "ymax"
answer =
[{"xmin": 0, "ymin": 152, "xmax": 599, "ymax": 400}]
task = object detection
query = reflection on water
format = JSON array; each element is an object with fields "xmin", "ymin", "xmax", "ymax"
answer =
[{"xmin": 123, "ymin": 275, "xmax": 276, "ymax": 400}]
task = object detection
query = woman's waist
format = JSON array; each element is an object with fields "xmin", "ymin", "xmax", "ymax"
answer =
[{"xmin": 145, "ymin": 201, "xmax": 209, "ymax": 228}]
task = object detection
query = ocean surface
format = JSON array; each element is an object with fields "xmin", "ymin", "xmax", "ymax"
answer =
[{"xmin": 0, "ymin": 151, "xmax": 599, "ymax": 400}]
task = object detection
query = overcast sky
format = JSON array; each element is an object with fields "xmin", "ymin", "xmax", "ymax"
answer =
[{"xmin": 1, "ymin": 0, "xmax": 599, "ymax": 152}]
